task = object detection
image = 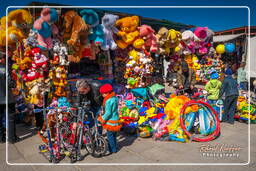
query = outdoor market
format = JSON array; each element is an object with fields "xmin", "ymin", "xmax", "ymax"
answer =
[{"xmin": 0, "ymin": 7, "xmax": 255, "ymax": 164}]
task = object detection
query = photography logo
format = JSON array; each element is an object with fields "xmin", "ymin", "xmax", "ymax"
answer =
[{"xmin": 199, "ymin": 144, "xmax": 243, "ymax": 158}]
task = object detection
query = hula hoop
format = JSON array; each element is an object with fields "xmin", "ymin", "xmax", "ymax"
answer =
[{"xmin": 180, "ymin": 100, "xmax": 220, "ymax": 142}]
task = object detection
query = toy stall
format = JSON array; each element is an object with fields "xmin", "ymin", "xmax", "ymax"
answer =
[{"xmin": 1, "ymin": 6, "xmax": 254, "ymax": 163}]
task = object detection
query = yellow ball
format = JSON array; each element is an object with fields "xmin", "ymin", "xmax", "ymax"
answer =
[{"xmin": 216, "ymin": 44, "xmax": 225, "ymax": 54}]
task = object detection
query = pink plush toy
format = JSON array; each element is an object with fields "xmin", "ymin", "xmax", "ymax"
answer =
[
  {"xmin": 33, "ymin": 8, "xmax": 59, "ymax": 49},
  {"xmin": 138, "ymin": 25, "xmax": 158, "ymax": 52}
]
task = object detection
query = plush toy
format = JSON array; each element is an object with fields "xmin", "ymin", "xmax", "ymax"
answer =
[
  {"xmin": 0, "ymin": 9, "xmax": 32, "ymax": 47},
  {"xmin": 137, "ymin": 25, "xmax": 158, "ymax": 52},
  {"xmin": 24, "ymin": 29, "xmax": 38, "ymax": 47},
  {"xmin": 80, "ymin": 9, "xmax": 104, "ymax": 45},
  {"xmin": 52, "ymin": 41, "xmax": 69, "ymax": 66},
  {"xmin": 0, "ymin": 26, "xmax": 25, "ymax": 46},
  {"xmin": 33, "ymin": 8, "xmax": 59, "ymax": 49},
  {"xmin": 181, "ymin": 30, "xmax": 195, "ymax": 55},
  {"xmin": 115, "ymin": 16, "xmax": 140, "ymax": 49},
  {"xmin": 31, "ymin": 47, "xmax": 48, "ymax": 69},
  {"xmin": 21, "ymin": 67, "xmax": 43, "ymax": 82},
  {"xmin": 156, "ymin": 27, "xmax": 169, "ymax": 54},
  {"xmin": 167, "ymin": 29, "xmax": 181, "ymax": 49},
  {"xmin": 101, "ymin": 13, "xmax": 119, "ymax": 50},
  {"xmin": 64, "ymin": 10, "xmax": 88, "ymax": 46}
]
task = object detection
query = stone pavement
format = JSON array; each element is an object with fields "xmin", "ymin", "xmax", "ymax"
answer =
[{"xmin": 0, "ymin": 122, "xmax": 256, "ymax": 171}]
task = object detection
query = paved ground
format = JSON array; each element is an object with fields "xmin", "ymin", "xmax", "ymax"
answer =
[{"xmin": 0, "ymin": 121, "xmax": 256, "ymax": 171}]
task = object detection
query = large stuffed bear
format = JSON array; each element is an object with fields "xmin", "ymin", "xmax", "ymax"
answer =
[
  {"xmin": 64, "ymin": 10, "xmax": 88, "ymax": 47},
  {"xmin": 0, "ymin": 9, "xmax": 32, "ymax": 47},
  {"xmin": 80, "ymin": 9, "xmax": 104, "ymax": 46},
  {"xmin": 33, "ymin": 8, "xmax": 59, "ymax": 50},
  {"xmin": 115, "ymin": 16, "xmax": 140, "ymax": 49},
  {"xmin": 101, "ymin": 13, "xmax": 119, "ymax": 50},
  {"xmin": 137, "ymin": 24, "xmax": 158, "ymax": 52},
  {"xmin": 156, "ymin": 27, "xmax": 169, "ymax": 55}
]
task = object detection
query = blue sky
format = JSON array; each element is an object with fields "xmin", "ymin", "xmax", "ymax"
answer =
[{"xmin": 1, "ymin": 0, "xmax": 255, "ymax": 31}]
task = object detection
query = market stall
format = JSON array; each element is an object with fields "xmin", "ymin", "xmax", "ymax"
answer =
[{"xmin": 1, "ymin": 7, "xmax": 254, "ymax": 163}]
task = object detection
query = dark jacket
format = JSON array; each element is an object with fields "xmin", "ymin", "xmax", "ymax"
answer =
[
  {"xmin": 0, "ymin": 64, "xmax": 15, "ymax": 105},
  {"xmin": 219, "ymin": 75, "xmax": 239, "ymax": 98},
  {"xmin": 74, "ymin": 79, "xmax": 103, "ymax": 109}
]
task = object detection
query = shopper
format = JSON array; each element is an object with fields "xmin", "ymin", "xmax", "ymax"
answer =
[
  {"xmin": 205, "ymin": 71, "xmax": 222, "ymax": 103},
  {"xmin": 76, "ymin": 79, "xmax": 103, "ymax": 127},
  {"xmin": 237, "ymin": 62, "xmax": 248, "ymax": 91},
  {"xmin": 98, "ymin": 84, "xmax": 121, "ymax": 154},
  {"xmin": 0, "ymin": 63, "xmax": 18, "ymax": 143},
  {"xmin": 177, "ymin": 59, "xmax": 197, "ymax": 95},
  {"xmin": 219, "ymin": 68, "xmax": 239, "ymax": 124}
]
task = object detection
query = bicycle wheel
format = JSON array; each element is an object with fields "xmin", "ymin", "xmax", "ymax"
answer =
[
  {"xmin": 59, "ymin": 124, "xmax": 73, "ymax": 152},
  {"xmin": 180, "ymin": 100, "xmax": 220, "ymax": 142},
  {"xmin": 92, "ymin": 136, "xmax": 108, "ymax": 158},
  {"xmin": 83, "ymin": 132, "xmax": 95, "ymax": 154}
]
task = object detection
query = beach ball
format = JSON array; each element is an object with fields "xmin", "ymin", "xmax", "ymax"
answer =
[
  {"xmin": 225, "ymin": 43, "xmax": 235, "ymax": 53},
  {"xmin": 216, "ymin": 44, "xmax": 225, "ymax": 54}
]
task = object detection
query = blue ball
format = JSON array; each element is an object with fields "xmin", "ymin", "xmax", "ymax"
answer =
[{"xmin": 225, "ymin": 43, "xmax": 235, "ymax": 53}]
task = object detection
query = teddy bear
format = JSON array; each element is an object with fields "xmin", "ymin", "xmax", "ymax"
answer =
[
  {"xmin": 164, "ymin": 29, "xmax": 181, "ymax": 55},
  {"xmin": 63, "ymin": 10, "xmax": 89, "ymax": 47},
  {"xmin": 137, "ymin": 25, "xmax": 158, "ymax": 52},
  {"xmin": 0, "ymin": 9, "xmax": 32, "ymax": 47},
  {"xmin": 101, "ymin": 13, "xmax": 119, "ymax": 50},
  {"xmin": 193, "ymin": 27, "xmax": 213, "ymax": 55},
  {"xmin": 115, "ymin": 16, "xmax": 140, "ymax": 49},
  {"xmin": 180, "ymin": 30, "xmax": 196, "ymax": 56},
  {"xmin": 33, "ymin": 8, "xmax": 59, "ymax": 50},
  {"xmin": 80, "ymin": 9, "xmax": 104, "ymax": 46},
  {"xmin": 156, "ymin": 27, "xmax": 169, "ymax": 55}
]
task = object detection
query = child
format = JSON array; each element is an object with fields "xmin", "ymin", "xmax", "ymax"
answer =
[
  {"xmin": 205, "ymin": 71, "xmax": 222, "ymax": 104},
  {"xmin": 98, "ymin": 84, "xmax": 121, "ymax": 153}
]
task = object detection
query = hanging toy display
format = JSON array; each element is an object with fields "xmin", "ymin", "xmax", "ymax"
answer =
[{"xmin": 33, "ymin": 8, "xmax": 59, "ymax": 50}]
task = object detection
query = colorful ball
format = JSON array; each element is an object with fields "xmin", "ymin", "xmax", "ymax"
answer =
[
  {"xmin": 225, "ymin": 43, "xmax": 235, "ymax": 53},
  {"xmin": 216, "ymin": 44, "xmax": 225, "ymax": 54}
]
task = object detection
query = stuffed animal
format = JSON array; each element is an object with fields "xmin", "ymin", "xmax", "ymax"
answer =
[
  {"xmin": 0, "ymin": 9, "xmax": 32, "ymax": 47},
  {"xmin": 101, "ymin": 13, "xmax": 119, "ymax": 50},
  {"xmin": 156, "ymin": 27, "xmax": 169, "ymax": 55},
  {"xmin": 137, "ymin": 25, "xmax": 158, "ymax": 52},
  {"xmin": 180, "ymin": 30, "xmax": 195, "ymax": 55},
  {"xmin": 33, "ymin": 8, "xmax": 59, "ymax": 49},
  {"xmin": 31, "ymin": 47, "xmax": 48, "ymax": 69},
  {"xmin": 24, "ymin": 29, "xmax": 38, "ymax": 47},
  {"xmin": 64, "ymin": 10, "xmax": 89, "ymax": 46},
  {"xmin": 80, "ymin": 9, "xmax": 104, "ymax": 45},
  {"xmin": 115, "ymin": 16, "xmax": 140, "ymax": 49},
  {"xmin": 52, "ymin": 41, "xmax": 69, "ymax": 66}
]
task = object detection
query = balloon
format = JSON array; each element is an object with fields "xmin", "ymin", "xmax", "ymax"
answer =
[
  {"xmin": 225, "ymin": 43, "xmax": 235, "ymax": 53},
  {"xmin": 216, "ymin": 44, "xmax": 225, "ymax": 54}
]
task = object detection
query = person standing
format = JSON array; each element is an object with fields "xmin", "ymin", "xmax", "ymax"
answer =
[
  {"xmin": 177, "ymin": 59, "xmax": 197, "ymax": 95},
  {"xmin": 98, "ymin": 84, "xmax": 121, "ymax": 154},
  {"xmin": 0, "ymin": 63, "xmax": 18, "ymax": 143},
  {"xmin": 219, "ymin": 68, "xmax": 239, "ymax": 124},
  {"xmin": 205, "ymin": 71, "xmax": 222, "ymax": 103},
  {"xmin": 237, "ymin": 62, "xmax": 248, "ymax": 91}
]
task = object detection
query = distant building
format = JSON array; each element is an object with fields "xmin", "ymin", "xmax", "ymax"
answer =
[{"xmin": 215, "ymin": 26, "xmax": 256, "ymax": 36}]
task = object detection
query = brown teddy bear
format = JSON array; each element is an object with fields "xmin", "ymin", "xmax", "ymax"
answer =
[{"xmin": 115, "ymin": 16, "xmax": 140, "ymax": 49}]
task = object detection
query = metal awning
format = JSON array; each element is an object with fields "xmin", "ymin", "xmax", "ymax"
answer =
[{"xmin": 213, "ymin": 34, "xmax": 243, "ymax": 42}]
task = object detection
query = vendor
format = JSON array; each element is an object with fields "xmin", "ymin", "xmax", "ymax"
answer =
[
  {"xmin": 0, "ymin": 63, "xmax": 18, "ymax": 143},
  {"xmin": 177, "ymin": 59, "xmax": 197, "ymax": 94},
  {"xmin": 75, "ymin": 79, "xmax": 103, "ymax": 126}
]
